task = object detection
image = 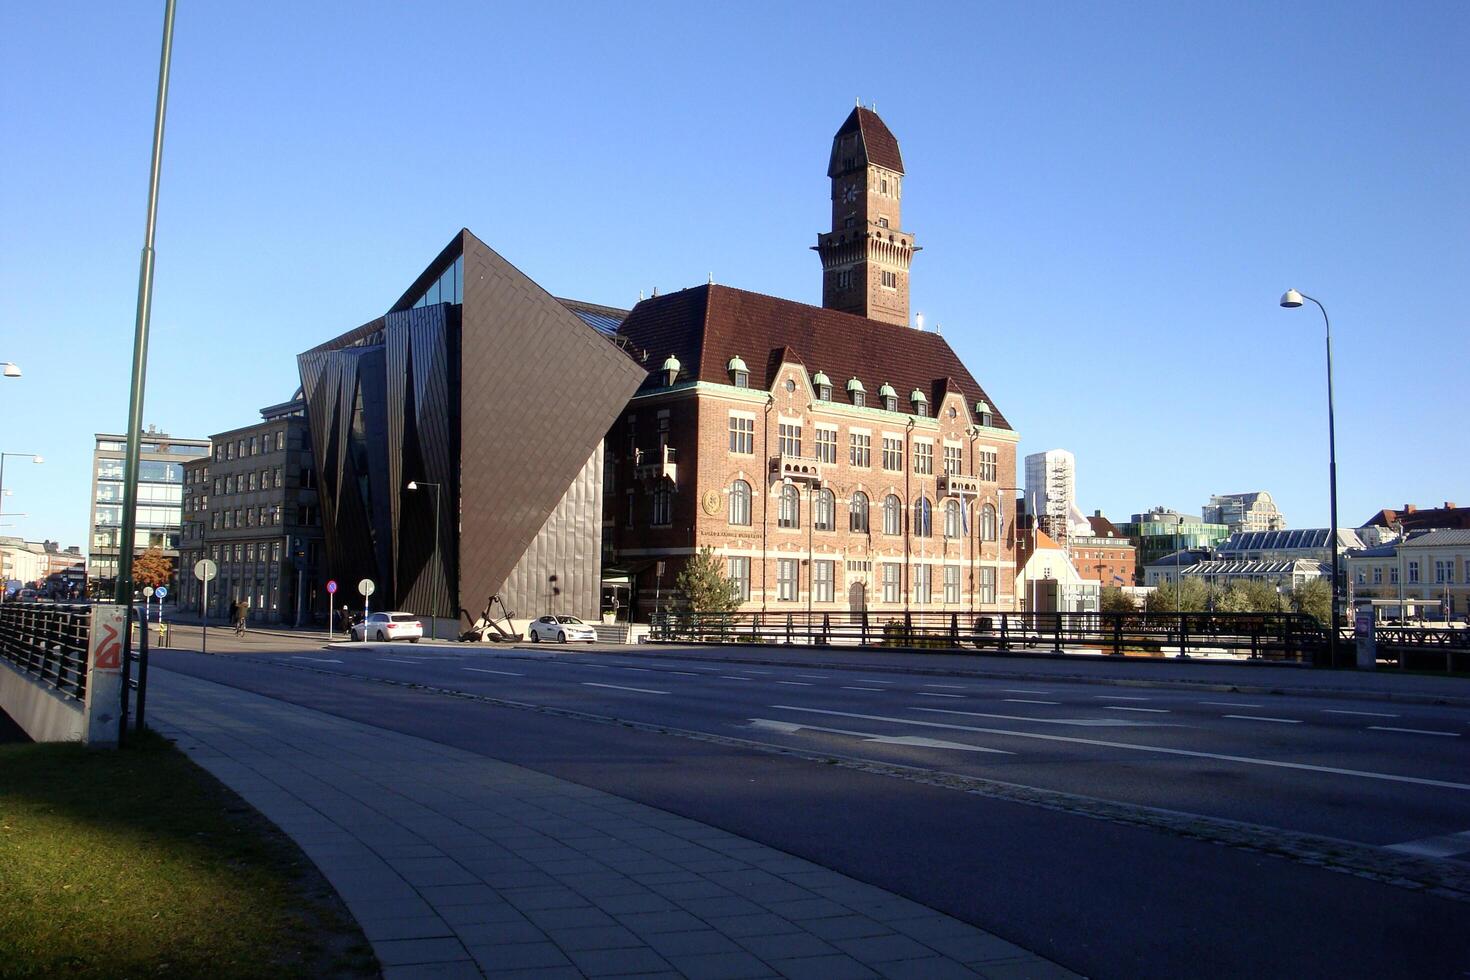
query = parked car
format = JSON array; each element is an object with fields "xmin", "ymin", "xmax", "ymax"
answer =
[
  {"xmin": 352, "ymin": 612, "xmax": 424, "ymax": 643},
  {"xmin": 527, "ymin": 615, "xmax": 597, "ymax": 643}
]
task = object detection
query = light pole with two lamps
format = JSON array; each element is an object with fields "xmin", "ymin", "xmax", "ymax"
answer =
[
  {"xmin": 407, "ymin": 480, "xmax": 442, "ymax": 641},
  {"xmin": 1279, "ymin": 288, "xmax": 1342, "ymax": 667}
]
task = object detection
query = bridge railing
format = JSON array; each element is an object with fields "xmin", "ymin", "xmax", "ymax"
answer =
[
  {"xmin": 0, "ymin": 600, "xmax": 92, "ymax": 700},
  {"xmin": 649, "ymin": 609, "xmax": 1328, "ymax": 664}
]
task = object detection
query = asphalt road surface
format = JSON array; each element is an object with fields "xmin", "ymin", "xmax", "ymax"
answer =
[{"xmin": 150, "ymin": 635, "xmax": 1470, "ymax": 979}]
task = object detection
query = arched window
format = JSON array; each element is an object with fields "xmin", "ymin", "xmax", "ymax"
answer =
[
  {"xmin": 981, "ymin": 504, "xmax": 997, "ymax": 541},
  {"xmin": 883, "ymin": 494, "xmax": 902, "ymax": 535},
  {"xmin": 944, "ymin": 500, "xmax": 962, "ymax": 539},
  {"xmin": 813, "ymin": 488, "xmax": 835, "ymax": 531},
  {"xmin": 729, "ymin": 480, "xmax": 751, "ymax": 526},
  {"xmin": 914, "ymin": 497, "xmax": 933, "ymax": 538},
  {"xmin": 778, "ymin": 484, "xmax": 800, "ymax": 529},
  {"xmin": 850, "ymin": 491, "xmax": 869, "ymax": 533}
]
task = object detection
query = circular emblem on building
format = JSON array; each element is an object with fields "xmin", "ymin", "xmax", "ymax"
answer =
[{"xmin": 701, "ymin": 489, "xmax": 722, "ymax": 516}]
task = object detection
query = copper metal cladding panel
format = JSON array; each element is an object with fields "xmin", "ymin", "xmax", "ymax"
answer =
[
  {"xmin": 457, "ymin": 232, "xmax": 646, "ymax": 610},
  {"xmin": 494, "ymin": 444, "xmax": 603, "ymax": 619}
]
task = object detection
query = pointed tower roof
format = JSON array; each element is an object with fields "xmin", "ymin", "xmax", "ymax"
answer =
[{"xmin": 828, "ymin": 106, "xmax": 905, "ymax": 177}]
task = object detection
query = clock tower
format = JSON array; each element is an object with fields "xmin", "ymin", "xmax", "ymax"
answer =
[{"xmin": 815, "ymin": 104, "xmax": 917, "ymax": 326}]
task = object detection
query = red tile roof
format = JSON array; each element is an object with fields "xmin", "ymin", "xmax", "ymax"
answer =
[
  {"xmin": 829, "ymin": 107, "xmax": 905, "ymax": 176},
  {"xmin": 1361, "ymin": 504, "xmax": 1470, "ymax": 531},
  {"xmin": 616, "ymin": 284, "xmax": 1011, "ymax": 431}
]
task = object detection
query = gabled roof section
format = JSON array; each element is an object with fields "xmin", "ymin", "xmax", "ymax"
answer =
[
  {"xmin": 616, "ymin": 284, "xmax": 1011, "ymax": 430},
  {"xmin": 828, "ymin": 106, "xmax": 905, "ymax": 176}
]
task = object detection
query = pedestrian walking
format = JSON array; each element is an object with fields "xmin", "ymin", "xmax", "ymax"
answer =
[{"xmin": 232, "ymin": 599, "xmax": 248, "ymax": 636}]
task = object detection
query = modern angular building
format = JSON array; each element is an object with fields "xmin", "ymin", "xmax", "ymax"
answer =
[
  {"xmin": 86, "ymin": 427, "xmax": 209, "ymax": 595},
  {"xmin": 605, "ymin": 106, "xmax": 1020, "ymax": 618},
  {"xmin": 296, "ymin": 230, "xmax": 646, "ymax": 627}
]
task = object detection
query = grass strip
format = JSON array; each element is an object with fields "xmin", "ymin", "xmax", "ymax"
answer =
[{"xmin": 0, "ymin": 729, "xmax": 378, "ymax": 979}]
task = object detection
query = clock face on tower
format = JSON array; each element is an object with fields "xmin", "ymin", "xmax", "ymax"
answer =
[{"xmin": 842, "ymin": 183, "xmax": 859, "ymax": 204}]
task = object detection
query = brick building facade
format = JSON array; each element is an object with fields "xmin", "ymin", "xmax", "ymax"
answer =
[{"xmin": 607, "ymin": 107, "xmax": 1019, "ymax": 619}]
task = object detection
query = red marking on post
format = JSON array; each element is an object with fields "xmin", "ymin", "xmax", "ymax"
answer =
[{"xmin": 94, "ymin": 624, "xmax": 122, "ymax": 670}]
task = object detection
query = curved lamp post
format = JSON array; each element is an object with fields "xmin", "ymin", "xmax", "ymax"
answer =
[
  {"xmin": 0, "ymin": 452, "xmax": 44, "ymax": 518},
  {"xmin": 2, "ymin": 363, "xmax": 20, "ymax": 378},
  {"xmin": 1280, "ymin": 288, "xmax": 1342, "ymax": 667}
]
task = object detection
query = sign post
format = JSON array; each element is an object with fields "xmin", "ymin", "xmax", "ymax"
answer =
[
  {"xmin": 194, "ymin": 559, "xmax": 218, "ymax": 655},
  {"xmin": 143, "ymin": 586, "xmax": 155, "ymax": 625},
  {"xmin": 326, "ymin": 579, "xmax": 338, "ymax": 640},
  {"xmin": 84, "ymin": 604, "xmax": 128, "ymax": 745},
  {"xmin": 358, "ymin": 578, "xmax": 375, "ymax": 641}
]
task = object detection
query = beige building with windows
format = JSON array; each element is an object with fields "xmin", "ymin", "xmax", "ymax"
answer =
[
  {"xmin": 606, "ymin": 107, "xmax": 1019, "ymax": 619},
  {"xmin": 1349, "ymin": 529, "xmax": 1470, "ymax": 622}
]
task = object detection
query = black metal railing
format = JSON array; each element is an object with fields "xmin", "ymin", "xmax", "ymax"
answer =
[
  {"xmin": 0, "ymin": 600, "xmax": 92, "ymax": 700},
  {"xmin": 1371, "ymin": 626, "xmax": 1470, "ymax": 673},
  {"xmin": 650, "ymin": 609, "xmax": 1329, "ymax": 663}
]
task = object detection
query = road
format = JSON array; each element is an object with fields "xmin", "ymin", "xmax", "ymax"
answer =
[{"xmin": 149, "ymin": 633, "xmax": 1470, "ymax": 978}]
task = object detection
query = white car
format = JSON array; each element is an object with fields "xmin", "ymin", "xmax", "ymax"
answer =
[
  {"xmin": 527, "ymin": 615, "xmax": 597, "ymax": 643},
  {"xmin": 353, "ymin": 612, "xmax": 424, "ymax": 643}
]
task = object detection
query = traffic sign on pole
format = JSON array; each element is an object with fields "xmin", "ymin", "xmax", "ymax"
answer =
[
  {"xmin": 194, "ymin": 559, "xmax": 218, "ymax": 582},
  {"xmin": 155, "ymin": 586, "xmax": 167, "ymax": 599},
  {"xmin": 358, "ymin": 579, "xmax": 375, "ymax": 597},
  {"xmin": 326, "ymin": 579, "xmax": 338, "ymax": 595}
]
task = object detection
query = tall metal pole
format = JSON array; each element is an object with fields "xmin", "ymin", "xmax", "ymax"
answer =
[
  {"xmin": 114, "ymin": 0, "xmax": 178, "ymax": 605},
  {"xmin": 1298, "ymin": 293, "xmax": 1342, "ymax": 666},
  {"xmin": 431, "ymin": 484, "xmax": 440, "ymax": 641}
]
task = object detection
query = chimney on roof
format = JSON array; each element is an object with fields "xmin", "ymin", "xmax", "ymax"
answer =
[
  {"xmin": 914, "ymin": 312, "xmax": 923, "ymax": 331},
  {"xmin": 1446, "ymin": 502, "xmax": 1457, "ymax": 509},
  {"xmin": 1405, "ymin": 504, "xmax": 1417, "ymax": 513}
]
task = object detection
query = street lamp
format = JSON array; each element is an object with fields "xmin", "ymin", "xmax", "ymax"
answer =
[
  {"xmin": 0, "ymin": 452, "xmax": 44, "ymax": 519},
  {"xmin": 1280, "ymin": 288, "xmax": 1342, "ymax": 667},
  {"xmin": 2, "ymin": 363, "xmax": 20, "ymax": 378},
  {"xmin": 407, "ymin": 480, "xmax": 442, "ymax": 642}
]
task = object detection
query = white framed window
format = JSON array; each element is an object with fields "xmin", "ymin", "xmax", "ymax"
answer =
[
  {"xmin": 913, "ymin": 497, "xmax": 933, "ymax": 538},
  {"xmin": 882, "ymin": 563, "xmax": 901, "ymax": 603},
  {"xmin": 979, "ymin": 567, "xmax": 996, "ymax": 604},
  {"xmin": 913, "ymin": 441, "xmax": 933, "ymax": 475},
  {"xmin": 813, "ymin": 560, "xmax": 835, "ymax": 603},
  {"xmin": 815, "ymin": 427, "xmax": 838, "ymax": 464},
  {"xmin": 850, "ymin": 432, "xmax": 871, "ymax": 467},
  {"xmin": 729, "ymin": 480, "xmax": 751, "ymax": 526},
  {"xmin": 914, "ymin": 564, "xmax": 932, "ymax": 603},
  {"xmin": 813, "ymin": 489, "xmax": 836, "ymax": 531},
  {"xmin": 944, "ymin": 565, "xmax": 960, "ymax": 603},
  {"xmin": 728, "ymin": 556, "xmax": 751, "ymax": 601},
  {"xmin": 651, "ymin": 487, "xmax": 670, "ymax": 526},
  {"xmin": 883, "ymin": 494, "xmax": 902, "ymax": 535},
  {"xmin": 837, "ymin": 270, "xmax": 853, "ymax": 290},
  {"xmin": 777, "ymin": 559, "xmax": 799, "ymax": 601},
  {"xmin": 778, "ymin": 484, "xmax": 800, "ymax": 529},
  {"xmin": 778, "ymin": 423, "xmax": 801, "ymax": 457},
  {"xmin": 978, "ymin": 450, "xmax": 998, "ymax": 482},
  {"xmin": 1408, "ymin": 561, "xmax": 1419, "ymax": 584},
  {"xmin": 882, "ymin": 437, "xmax": 903, "ymax": 471},
  {"xmin": 729, "ymin": 415, "xmax": 755, "ymax": 454},
  {"xmin": 850, "ymin": 491, "xmax": 869, "ymax": 533},
  {"xmin": 943, "ymin": 445, "xmax": 963, "ymax": 476},
  {"xmin": 981, "ymin": 504, "xmax": 997, "ymax": 541},
  {"xmin": 944, "ymin": 500, "xmax": 962, "ymax": 539},
  {"xmin": 881, "ymin": 271, "xmax": 897, "ymax": 289}
]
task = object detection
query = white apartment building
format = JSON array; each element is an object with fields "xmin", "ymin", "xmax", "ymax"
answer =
[{"xmin": 1203, "ymin": 491, "xmax": 1287, "ymax": 534}]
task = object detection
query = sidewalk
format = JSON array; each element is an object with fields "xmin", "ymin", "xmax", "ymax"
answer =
[{"xmin": 150, "ymin": 668, "xmax": 1075, "ymax": 979}]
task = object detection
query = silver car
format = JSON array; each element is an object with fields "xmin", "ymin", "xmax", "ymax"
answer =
[{"xmin": 527, "ymin": 615, "xmax": 596, "ymax": 643}]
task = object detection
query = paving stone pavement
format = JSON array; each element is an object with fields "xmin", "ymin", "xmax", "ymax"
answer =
[{"xmin": 150, "ymin": 668, "xmax": 1079, "ymax": 979}]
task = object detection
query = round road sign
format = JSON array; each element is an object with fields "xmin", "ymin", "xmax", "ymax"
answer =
[
  {"xmin": 155, "ymin": 586, "xmax": 168, "ymax": 600},
  {"xmin": 358, "ymin": 578, "xmax": 375, "ymax": 597},
  {"xmin": 326, "ymin": 579, "xmax": 338, "ymax": 595},
  {"xmin": 143, "ymin": 586, "xmax": 155, "ymax": 598},
  {"xmin": 194, "ymin": 558, "xmax": 218, "ymax": 582}
]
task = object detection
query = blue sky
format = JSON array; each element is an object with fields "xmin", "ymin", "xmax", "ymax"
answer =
[{"xmin": 2, "ymin": 1, "xmax": 1466, "ymax": 551}]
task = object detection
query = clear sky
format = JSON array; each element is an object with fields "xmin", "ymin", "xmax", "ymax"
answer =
[{"xmin": 2, "ymin": 1, "xmax": 1466, "ymax": 553}]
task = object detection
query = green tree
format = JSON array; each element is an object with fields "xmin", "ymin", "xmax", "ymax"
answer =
[
  {"xmin": 1216, "ymin": 581, "xmax": 1255, "ymax": 613},
  {"xmin": 1147, "ymin": 577, "xmax": 1209, "ymax": 612},
  {"xmin": 132, "ymin": 548, "xmax": 173, "ymax": 590},
  {"xmin": 1244, "ymin": 579, "xmax": 1287, "ymax": 613},
  {"xmin": 1100, "ymin": 587, "xmax": 1137, "ymax": 613},
  {"xmin": 1289, "ymin": 577, "xmax": 1332, "ymax": 624},
  {"xmin": 675, "ymin": 547, "xmax": 741, "ymax": 613}
]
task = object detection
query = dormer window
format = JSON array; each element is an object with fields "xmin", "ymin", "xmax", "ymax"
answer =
[
  {"xmin": 878, "ymin": 383, "xmax": 897, "ymax": 413},
  {"xmin": 974, "ymin": 400, "xmax": 993, "ymax": 428},
  {"xmin": 727, "ymin": 356, "xmax": 749, "ymax": 389},
  {"xmin": 812, "ymin": 372, "xmax": 832, "ymax": 402},
  {"xmin": 910, "ymin": 389, "xmax": 928, "ymax": 416},
  {"xmin": 661, "ymin": 354, "xmax": 681, "ymax": 387},
  {"xmin": 846, "ymin": 378, "xmax": 866, "ymax": 408}
]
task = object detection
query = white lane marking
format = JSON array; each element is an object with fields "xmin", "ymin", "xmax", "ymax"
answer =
[
  {"xmin": 842, "ymin": 686, "xmax": 884, "ymax": 692},
  {"xmin": 925, "ymin": 684, "xmax": 967, "ymax": 689},
  {"xmin": 912, "ymin": 708, "xmax": 1153, "ymax": 728},
  {"xmin": 381, "ymin": 658, "xmax": 419, "ymax": 665},
  {"xmin": 1094, "ymin": 695, "xmax": 1150, "ymax": 700},
  {"xmin": 796, "ymin": 674, "xmax": 829, "ymax": 679},
  {"xmin": 582, "ymin": 682, "xmax": 669, "ymax": 696},
  {"xmin": 1001, "ymin": 689, "xmax": 1050, "ymax": 695},
  {"xmin": 774, "ymin": 705, "xmax": 1470, "ymax": 792},
  {"xmin": 1200, "ymin": 701, "xmax": 1262, "ymax": 708},
  {"xmin": 916, "ymin": 692, "xmax": 965, "ymax": 698},
  {"xmin": 1224, "ymin": 715, "xmax": 1301, "ymax": 724},
  {"xmin": 464, "ymin": 667, "xmax": 524, "ymax": 676},
  {"xmin": 856, "ymin": 678, "xmax": 895, "ymax": 684},
  {"xmin": 776, "ymin": 681, "xmax": 813, "ymax": 687},
  {"xmin": 1384, "ymin": 829, "xmax": 1470, "ymax": 858},
  {"xmin": 1369, "ymin": 726, "xmax": 1460, "ymax": 737},
  {"xmin": 611, "ymin": 666, "xmax": 650, "ymax": 672},
  {"xmin": 1104, "ymin": 706, "xmax": 1170, "ymax": 714},
  {"xmin": 668, "ymin": 671, "xmax": 700, "ymax": 676},
  {"xmin": 738, "ymin": 669, "xmax": 772, "ymax": 674},
  {"xmin": 749, "ymin": 718, "xmax": 1011, "ymax": 754},
  {"xmin": 292, "ymin": 656, "xmax": 343, "ymax": 663},
  {"xmin": 721, "ymin": 675, "xmax": 755, "ymax": 681},
  {"xmin": 1322, "ymin": 709, "xmax": 1399, "ymax": 718},
  {"xmin": 1003, "ymin": 698, "xmax": 1060, "ymax": 705}
]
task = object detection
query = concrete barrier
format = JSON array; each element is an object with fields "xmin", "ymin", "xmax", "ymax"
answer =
[{"xmin": 0, "ymin": 657, "xmax": 84, "ymax": 741}]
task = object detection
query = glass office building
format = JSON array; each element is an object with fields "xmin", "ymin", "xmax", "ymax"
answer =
[{"xmin": 87, "ymin": 429, "xmax": 210, "ymax": 596}]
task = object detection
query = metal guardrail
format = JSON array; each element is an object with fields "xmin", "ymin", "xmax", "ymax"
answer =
[
  {"xmin": 1372, "ymin": 626, "xmax": 1470, "ymax": 673},
  {"xmin": 650, "ymin": 609, "xmax": 1330, "ymax": 664},
  {"xmin": 0, "ymin": 600, "xmax": 92, "ymax": 700}
]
